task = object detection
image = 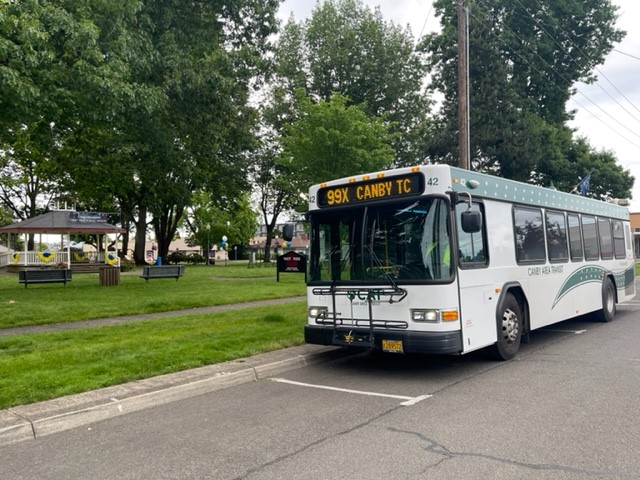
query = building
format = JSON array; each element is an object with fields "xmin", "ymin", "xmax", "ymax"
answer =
[{"xmin": 629, "ymin": 212, "xmax": 640, "ymax": 257}]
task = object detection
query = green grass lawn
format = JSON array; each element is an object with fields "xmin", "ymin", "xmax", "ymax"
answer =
[
  {"xmin": 0, "ymin": 263, "xmax": 305, "ymax": 328},
  {"xmin": 0, "ymin": 263, "xmax": 309, "ymax": 408},
  {"xmin": 0, "ymin": 302, "xmax": 307, "ymax": 408}
]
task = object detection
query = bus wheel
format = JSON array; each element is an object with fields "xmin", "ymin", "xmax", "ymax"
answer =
[
  {"xmin": 595, "ymin": 277, "xmax": 616, "ymax": 323},
  {"xmin": 492, "ymin": 293, "xmax": 522, "ymax": 361}
]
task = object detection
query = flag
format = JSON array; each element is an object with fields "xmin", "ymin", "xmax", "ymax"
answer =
[{"xmin": 578, "ymin": 172, "xmax": 591, "ymax": 196}]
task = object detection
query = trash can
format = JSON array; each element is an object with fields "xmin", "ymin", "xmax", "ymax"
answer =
[{"xmin": 99, "ymin": 266, "xmax": 120, "ymax": 286}]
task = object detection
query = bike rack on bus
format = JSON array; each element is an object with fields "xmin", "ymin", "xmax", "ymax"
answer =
[{"xmin": 311, "ymin": 286, "xmax": 408, "ymax": 348}]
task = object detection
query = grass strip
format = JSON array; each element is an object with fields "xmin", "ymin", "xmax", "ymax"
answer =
[
  {"xmin": 0, "ymin": 264, "xmax": 305, "ymax": 329},
  {"xmin": 0, "ymin": 302, "xmax": 307, "ymax": 409}
]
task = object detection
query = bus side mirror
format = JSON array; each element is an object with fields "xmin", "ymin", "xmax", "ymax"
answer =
[
  {"xmin": 461, "ymin": 210, "xmax": 482, "ymax": 233},
  {"xmin": 282, "ymin": 223, "xmax": 294, "ymax": 242}
]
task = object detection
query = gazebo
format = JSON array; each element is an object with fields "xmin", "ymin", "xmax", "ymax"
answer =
[{"xmin": 0, "ymin": 210, "xmax": 126, "ymax": 270}]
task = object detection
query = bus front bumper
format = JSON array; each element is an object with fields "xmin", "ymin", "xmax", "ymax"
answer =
[{"xmin": 304, "ymin": 325, "xmax": 462, "ymax": 355}]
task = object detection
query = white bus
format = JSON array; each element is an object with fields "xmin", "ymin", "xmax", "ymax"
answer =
[{"xmin": 288, "ymin": 164, "xmax": 636, "ymax": 360}]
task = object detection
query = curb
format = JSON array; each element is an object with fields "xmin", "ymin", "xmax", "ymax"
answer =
[{"xmin": 0, "ymin": 344, "xmax": 350, "ymax": 447}]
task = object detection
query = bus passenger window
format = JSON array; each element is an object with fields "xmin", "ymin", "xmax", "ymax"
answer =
[
  {"xmin": 545, "ymin": 211, "xmax": 568, "ymax": 262},
  {"xmin": 567, "ymin": 214, "xmax": 583, "ymax": 261},
  {"xmin": 598, "ymin": 218, "xmax": 613, "ymax": 260},
  {"xmin": 612, "ymin": 220, "xmax": 626, "ymax": 259},
  {"xmin": 514, "ymin": 207, "xmax": 545, "ymax": 263},
  {"xmin": 582, "ymin": 216, "xmax": 599, "ymax": 260},
  {"xmin": 456, "ymin": 202, "xmax": 487, "ymax": 267}
]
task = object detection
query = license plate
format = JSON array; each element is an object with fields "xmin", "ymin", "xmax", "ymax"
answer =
[{"xmin": 382, "ymin": 339, "xmax": 404, "ymax": 353}]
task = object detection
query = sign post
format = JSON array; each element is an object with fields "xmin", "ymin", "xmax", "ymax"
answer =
[{"xmin": 276, "ymin": 252, "xmax": 307, "ymax": 282}]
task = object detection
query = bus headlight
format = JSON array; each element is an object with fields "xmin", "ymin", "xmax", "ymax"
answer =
[
  {"xmin": 308, "ymin": 306, "xmax": 328, "ymax": 319},
  {"xmin": 411, "ymin": 309, "xmax": 439, "ymax": 323}
]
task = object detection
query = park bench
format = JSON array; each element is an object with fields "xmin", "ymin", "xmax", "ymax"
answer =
[
  {"xmin": 18, "ymin": 269, "xmax": 72, "ymax": 288},
  {"xmin": 140, "ymin": 265, "xmax": 185, "ymax": 282}
]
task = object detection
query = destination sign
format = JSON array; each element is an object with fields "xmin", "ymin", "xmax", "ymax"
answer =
[{"xmin": 317, "ymin": 173, "xmax": 424, "ymax": 207}]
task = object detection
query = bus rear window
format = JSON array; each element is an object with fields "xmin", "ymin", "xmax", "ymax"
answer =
[{"xmin": 612, "ymin": 220, "xmax": 626, "ymax": 259}]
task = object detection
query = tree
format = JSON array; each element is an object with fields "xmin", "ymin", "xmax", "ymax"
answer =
[
  {"xmin": 420, "ymin": 0, "xmax": 631, "ymax": 193},
  {"xmin": 280, "ymin": 93, "xmax": 396, "ymax": 209},
  {"xmin": 557, "ymin": 137, "xmax": 634, "ymax": 200},
  {"xmin": 185, "ymin": 190, "xmax": 257, "ymax": 259},
  {"xmin": 0, "ymin": 204, "xmax": 15, "ymax": 250},
  {"xmin": 275, "ymin": 0, "xmax": 431, "ymax": 167},
  {"xmin": 251, "ymin": 135, "xmax": 299, "ymax": 263},
  {"xmin": 11, "ymin": 0, "xmax": 282, "ymax": 264},
  {"xmin": 0, "ymin": 0, "xmax": 135, "ymax": 227}
]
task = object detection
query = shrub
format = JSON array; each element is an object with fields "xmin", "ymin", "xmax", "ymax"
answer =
[
  {"xmin": 186, "ymin": 253, "xmax": 205, "ymax": 264},
  {"xmin": 166, "ymin": 251, "xmax": 188, "ymax": 264},
  {"xmin": 120, "ymin": 258, "xmax": 136, "ymax": 272}
]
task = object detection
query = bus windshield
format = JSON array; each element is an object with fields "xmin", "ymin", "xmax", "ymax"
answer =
[{"xmin": 309, "ymin": 198, "xmax": 452, "ymax": 283}]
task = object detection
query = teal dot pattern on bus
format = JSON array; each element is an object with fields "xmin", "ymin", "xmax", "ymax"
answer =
[
  {"xmin": 449, "ymin": 167, "xmax": 628, "ymax": 220},
  {"xmin": 552, "ymin": 265, "xmax": 635, "ymax": 309}
]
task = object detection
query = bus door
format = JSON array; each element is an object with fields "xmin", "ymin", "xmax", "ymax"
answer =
[{"xmin": 455, "ymin": 201, "xmax": 498, "ymax": 353}]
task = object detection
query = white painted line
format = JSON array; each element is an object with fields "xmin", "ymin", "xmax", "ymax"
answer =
[
  {"xmin": 270, "ymin": 378, "xmax": 431, "ymax": 406},
  {"xmin": 542, "ymin": 329, "xmax": 587, "ymax": 335},
  {"xmin": 400, "ymin": 395, "xmax": 433, "ymax": 407}
]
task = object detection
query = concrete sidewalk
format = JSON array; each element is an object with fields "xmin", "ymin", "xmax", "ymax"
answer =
[{"xmin": 0, "ymin": 343, "xmax": 350, "ymax": 447}]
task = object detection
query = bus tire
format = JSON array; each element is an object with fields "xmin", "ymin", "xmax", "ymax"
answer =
[
  {"xmin": 595, "ymin": 277, "xmax": 616, "ymax": 323},
  {"xmin": 492, "ymin": 293, "xmax": 522, "ymax": 361}
]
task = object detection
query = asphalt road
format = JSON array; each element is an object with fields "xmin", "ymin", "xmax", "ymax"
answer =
[{"xmin": 2, "ymin": 301, "xmax": 640, "ymax": 479}]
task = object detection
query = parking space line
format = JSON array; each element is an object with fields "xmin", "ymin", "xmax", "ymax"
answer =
[
  {"xmin": 270, "ymin": 378, "xmax": 432, "ymax": 406},
  {"xmin": 541, "ymin": 329, "xmax": 587, "ymax": 334}
]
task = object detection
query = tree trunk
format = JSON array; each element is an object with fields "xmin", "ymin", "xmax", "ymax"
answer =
[
  {"xmin": 133, "ymin": 205, "xmax": 147, "ymax": 265},
  {"xmin": 153, "ymin": 204, "xmax": 184, "ymax": 262},
  {"xmin": 120, "ymin": 219, "xmax": 130, "ymax": 258}
]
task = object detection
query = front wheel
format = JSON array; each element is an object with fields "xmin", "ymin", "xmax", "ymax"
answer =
[
  {"xmin": 594, "ymin": 277, "xmax": 616, "ymax": 323},
  {"xmin": 492, "ymin": 293, "xmax": 522, "ymax": 361}
]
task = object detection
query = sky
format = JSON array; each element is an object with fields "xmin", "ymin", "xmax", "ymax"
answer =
[{"xmin": 278, "ymin": 0, "xmax": 640, "ymax": 210}]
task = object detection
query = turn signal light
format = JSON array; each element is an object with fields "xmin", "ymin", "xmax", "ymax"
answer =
[{"xmin": 442, "ymin": 310, "xmax": 459, "ymax": 322}]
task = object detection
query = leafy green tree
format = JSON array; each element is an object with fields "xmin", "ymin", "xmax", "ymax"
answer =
[
  {"xmin": 420, "ymin": 0, "xmax": 630, "ymax": 192},
  {"xmin": 280, "ymin": 93, "xmax": 396, "ymax": 210},
  {"xmin": 12, "ymin": 0, "xmax": 281, "ymax": 263},
  {"xmin": 0, "ymin": 0, "xmax": 134, "ymax": 227},
  {"xmin": 275, "ymin": 0, "xmax": 431, "ymax": 166},
  {"xmin": 250, "ymin": 127, "xmax": 301, "ymax": 263},
  {"xmin": 185, "ymin": 191, "xmax": 257, "ymax": 258},
  {"xmin": 555, "ymin": 137, "xmax": 634, "ymax": 200}
]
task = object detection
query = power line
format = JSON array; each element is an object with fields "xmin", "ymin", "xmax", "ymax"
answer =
[
  {"xmin": 416, "ymin": 3, "xmax": 434, "ymax": 43},
  {"xmin": 512, "ymin": 0, "xmax": 640, "ymax": 121},
  {"xmin": 466, "ymin": 6, "xmax": 640, "ymax": 151},
  {"xmin": 524, "ymin": 0, "xmax": 640, "ymax": 118},
  {"xmin": 613, "ymin": 48, "xmax": 640, "ymax": 61}
]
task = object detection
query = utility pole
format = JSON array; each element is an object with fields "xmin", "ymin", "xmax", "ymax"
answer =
[{"xmin": 457, "ymin": 0, "xmax": 470, "ymax": 170}]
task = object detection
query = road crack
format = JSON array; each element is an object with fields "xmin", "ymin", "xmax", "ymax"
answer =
[{"xmin": 389, "ymin": 427, "xmax": 634, "ymax": 479}]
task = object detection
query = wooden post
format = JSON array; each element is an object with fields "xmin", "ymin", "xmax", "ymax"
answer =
[{"xmin": 458, "ymin": 0, "xmax": 470, "ymax": 170}]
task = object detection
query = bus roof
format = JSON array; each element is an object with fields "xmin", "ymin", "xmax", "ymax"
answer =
[{"xmin": 450, "ymin": 166, "xmax": 628, "ymax": 220}]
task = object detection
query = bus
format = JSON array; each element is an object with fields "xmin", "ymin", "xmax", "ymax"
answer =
[{"xmin": 285, "ymin": 164, "xmax": 636, "ymax": 360}]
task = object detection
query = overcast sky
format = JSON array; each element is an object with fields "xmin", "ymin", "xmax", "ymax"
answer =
[{"xmin": 278, "ymin": 0, "xmax": 640, "ymax": 210}]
